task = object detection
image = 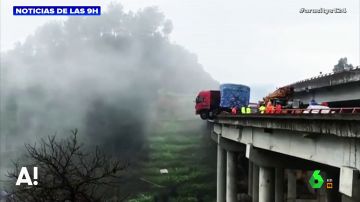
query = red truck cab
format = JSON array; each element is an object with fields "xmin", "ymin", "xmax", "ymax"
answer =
[{"xmin": 195, "ymin": 90, "xmax": 220, "ymax": 120}]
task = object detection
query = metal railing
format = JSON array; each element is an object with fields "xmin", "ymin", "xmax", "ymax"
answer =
[{"xmin": 261, "ymin": 107, "xmax": 360, "ymax": 115}]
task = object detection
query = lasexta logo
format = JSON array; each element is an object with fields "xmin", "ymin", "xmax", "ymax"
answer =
[{"xmin": 309, "ymin": 170, "xmax": 324, "ymax": 189}]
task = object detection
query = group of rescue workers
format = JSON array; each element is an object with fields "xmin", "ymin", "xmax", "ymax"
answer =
[
  {"xmin": 230, "ymin": 101, "xmax": 283, "ymax": 115},
  {"xmin": 229, "ymin": 98, "xmax": 327, "ymax": 115}
]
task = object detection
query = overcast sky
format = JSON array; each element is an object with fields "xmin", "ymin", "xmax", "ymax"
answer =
[{"xmin": 1, "ymin": 0, "xmax": 359, "ymax": 87}]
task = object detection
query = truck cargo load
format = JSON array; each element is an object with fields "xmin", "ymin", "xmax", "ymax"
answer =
[{"xmin": 220, "ymin": 84, "xmax": 250, "ymax": 109}]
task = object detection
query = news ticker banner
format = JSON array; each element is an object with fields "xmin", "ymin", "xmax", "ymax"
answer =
[{"xmin": 13, "ymin": 6, "xmax": 101, "ymax": 16}]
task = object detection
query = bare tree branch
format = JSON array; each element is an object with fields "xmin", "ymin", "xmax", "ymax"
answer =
[{"xmin": 6, "ymin": 130, "xmax": 128, "ymax": 202}]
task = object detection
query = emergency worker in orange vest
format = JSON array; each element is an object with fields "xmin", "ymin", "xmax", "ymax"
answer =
[
  {"xmin": 265, "ymin": 101, "xmax": 274, "ymax": 114},
  {"xmin": 275, "ymin": 103, "xmax": 282, "ymax": 114},
  {"xmin": 231, "ymin": 107, "xmax": 237, "ymax": 115}
]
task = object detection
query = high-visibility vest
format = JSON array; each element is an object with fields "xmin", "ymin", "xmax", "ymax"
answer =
[
  {"xmin": 241, "ymin": 107, "xmax": 246, "ymax": 114},
  {"xmin": 259, "ymin": 106, "xmax": 266, "ymax": 114},
  {"xmin": 246, "ymin": 107, "xmax": 251, "ymax": 114}
]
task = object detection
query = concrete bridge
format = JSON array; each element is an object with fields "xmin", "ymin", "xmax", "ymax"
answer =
[
  {"xmin": 290, "ymin": 67, "xmax": 360, "ymax": 105},
  {"xmin": 211, "ymin": 114, "xmax": 360, "ymax": 202}
]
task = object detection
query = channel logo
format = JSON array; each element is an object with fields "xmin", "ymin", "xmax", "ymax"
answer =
[
  {"xmin": 309, "ymin": 170, "xmax": 333, "ymax": 189},
  {"xmin": 309, "ymin": 170, "xmax": 324, "ymax": 188}
]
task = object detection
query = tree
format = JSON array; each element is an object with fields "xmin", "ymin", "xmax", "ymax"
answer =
[
  {"xmin": 6, "ymin": 130, "xmax": 128, "ymax": 202},
  {"xmin": 333, "ymin": 57, "xmax": 354, "ymax": 73}
]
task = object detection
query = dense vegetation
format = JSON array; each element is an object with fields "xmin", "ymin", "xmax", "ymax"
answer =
[{"xmin": 128, "ymin": 120, "xmax": 216, "ymax": 202}]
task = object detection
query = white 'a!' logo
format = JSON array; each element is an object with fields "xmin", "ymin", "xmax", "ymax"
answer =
[{"xmin": 16, "ymin": 167, "xmax": 38, "ymax": 186}]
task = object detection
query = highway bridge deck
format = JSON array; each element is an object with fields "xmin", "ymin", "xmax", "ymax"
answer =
[{"xmin": 213, "ymin": 114, "xmax": 360, "ymax": 137}]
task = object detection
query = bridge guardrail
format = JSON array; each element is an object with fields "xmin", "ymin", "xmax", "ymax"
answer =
[{"xmin": 262, "ymin": 107, "xmax": 360, "ymax": 115}]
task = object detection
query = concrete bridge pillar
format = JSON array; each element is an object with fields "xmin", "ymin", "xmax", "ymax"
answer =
[
  {"xmin": 259, "ymin": 166, "xmax": 274, "ymax": 202},
  {"xmin": 340, "ymin": 167, "xmax": 360, "ymax": 202},
  {"xmin": 275, "ymin": 168, "xmax": 284, "ymax": 202},
  {"xmin": 287, "ymin": 170, "xmax": 297, "ymax": 202},
  {"xmin": 252, "ymin": 163, "xmax": 259, "ymax": 202},
  {"xmin": 217, "ymin": 142, "xmax": 226, "ymax": 202},
  {"xmin": 226, "ymin": 151, "xmax": 237, "ymax": 202},
  {"xmin": 248, "ymin": 161, "xmax": 253, "ymax": 196}
]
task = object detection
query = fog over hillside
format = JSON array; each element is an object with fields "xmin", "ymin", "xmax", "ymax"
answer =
[{"xmin": 0, "ymin": 4, "xmax": 218, "ymax": 157}]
